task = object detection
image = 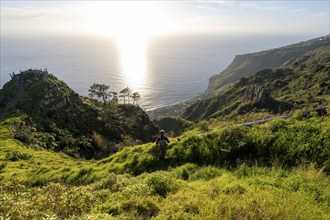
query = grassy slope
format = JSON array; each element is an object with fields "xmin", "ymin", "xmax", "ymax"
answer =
[
  {"xmin": 184, "ymin": 46, "xmax": 330, "ymax": 121},
  {"xmin": 0, "ymin": 71, "xmax": 158, "ymax": 160},
  {"xmin": 1, "ymin": 115, "xmax": 330, "ymax": 219},
  {"xmin": 207, "ymin": 35, "xmax": 329, "ymax": 93},
  {"xmin": 0, "ymin": 117, "xmax": 92, "ymax": 183}
]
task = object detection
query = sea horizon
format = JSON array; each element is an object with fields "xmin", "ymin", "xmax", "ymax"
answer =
[{"xmin": 0, "ymin": 32, "xmax": 323, "ymax": 110}]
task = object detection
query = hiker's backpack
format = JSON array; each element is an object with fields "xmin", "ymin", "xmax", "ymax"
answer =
[{"xmin": 159, "ymin": 140, "xmax": 167, "ymax": 147}]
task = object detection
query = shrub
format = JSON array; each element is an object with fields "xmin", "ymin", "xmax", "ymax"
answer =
[
  {"xmin": 14, "ymin": 128, "xmax": 34, "ymax": 144},
  {"xmin": 5, "ymin": 151, "xmax": 32, "ymax": 161},
  {"xmin": 146, "ymin": 173, "xmax": 176, "ymax": 197},
  {"xmin": 292, "ymin": 111, "xmax": 304, "ymax": 120},
  {"xmin": 189, "ymin": 166, "xmax": 223, "ymax": 181},
  {"xmin": 198, "ymin": 121, "xmax": 209, "ymax": 132},
  {"xmin": 268, "ymin": 118, "xmax": 288, "ymax": 132},
  {"xmin": 0, "ymin": 162, "xmax": 6, "ymax": 172},
  {"xmin": 120, "ymin": 196, "xmax": 159, "ymax": 218},
  {"xmin": 172, "ymin": 163, "xmax": 199, "ymax": 180},
  {"xmin": 93, "ymin": 173, "xmax": 118, "ymax": 191}
]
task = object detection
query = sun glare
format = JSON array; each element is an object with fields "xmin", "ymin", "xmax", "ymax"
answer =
[
  {"xmin": 118, "ymin": 36, "xmax": 147, "ymax": 92},
  {"xmin": 84, "ymin": 2, "xmax": 172, "ymax": 93},
  {"xmin": 86, "ymin": 2, "xmax": 171, "ymax": 39}
]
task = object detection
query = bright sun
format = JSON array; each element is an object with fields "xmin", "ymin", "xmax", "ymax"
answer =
[
  {"xmin": 86, "ymin": 2, "xmax": 172, "ymax": 39},
  {"xmin": 84, "ymin": 2, "xmax": 172, "ymax": 92}
]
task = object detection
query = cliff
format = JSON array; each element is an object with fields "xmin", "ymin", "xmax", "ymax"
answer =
[
  {"xmin": 183, "ymin": 45, "xmax": 330, "ymax": 121},
  {"xmin": 207, "ymin": 35, "xmax": 330, "ymax": 94}
]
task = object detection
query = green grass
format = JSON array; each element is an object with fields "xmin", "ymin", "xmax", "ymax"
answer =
[
  {"xmin": 1, "ymin": 114, "xmax": 330, "ymax": 219},
  {"xmin": 1, "ymin": 164, "xmax": 329, "ymax": 219},
  {"xmin": 0, "ymin": 117, "xmax": 91, "ymax": 183}
]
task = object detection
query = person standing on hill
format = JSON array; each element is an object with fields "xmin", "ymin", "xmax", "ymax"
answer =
[{"xmin": 156, "ymin": 130, "xmax": 170, "ymax": 160}]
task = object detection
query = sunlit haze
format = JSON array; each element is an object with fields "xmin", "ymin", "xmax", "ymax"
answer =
[
  {"xmin": 1, "ymin": 1, "xmax": 329, "ymax": 109},
  {"xmin": 85, "ymin": 2, "xmax": 173, "ymax": 39},
  {"xmin": 2, "ymin": 1, "xmax": 329, "ymax": 36}
]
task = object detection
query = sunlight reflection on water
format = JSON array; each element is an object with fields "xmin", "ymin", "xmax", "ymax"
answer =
[
  {"xmin": 118, "ymin": 37, "xmax": 147, "ymax": 93},
  {"xmin": 1, "ymin": 33, "xmax": 313, "ymax": 110}
]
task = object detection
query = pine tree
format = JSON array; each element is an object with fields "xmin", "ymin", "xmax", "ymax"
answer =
[
  {"xmin": 131, "ymin": 92, "xmax": 141, "ymax": 106},
  {"xmin": 119, "ymin": 87, "xmax": 132, "ymax": 104},
  {"xmin": 88, "ymin": 83, "xmax": 111, "ymax": 105}
]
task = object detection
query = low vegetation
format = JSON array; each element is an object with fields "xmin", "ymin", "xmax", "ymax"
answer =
[
  {"xmin": 0, "ymin": 70, "xmax": 158, "ymax": 160},
  {"xmin": 1, "ymin": 36, "xmax": 329, "ymax": 219},
  {"xmin": 184, "ymin": 45, "xmax": 330, "ymax": 121},
  {"xmin": 207, "ymin": 35, "xmax": 329, "ymax": 94},
  {"xmin": 1, "ymin": 112, "xmax": 329, "ymax": 219}
]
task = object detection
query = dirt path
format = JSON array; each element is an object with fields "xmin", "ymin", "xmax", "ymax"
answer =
[{"xmin": 196, "ymin": 107, "xmax": 327, "ymax": 137}]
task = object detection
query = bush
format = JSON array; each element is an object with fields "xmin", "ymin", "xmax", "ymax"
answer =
[
  {"xmin": 0, "ymin": 163, "xmax": 7, "ymax": 172},
  {"xmin": 198, "ymin": 121, "xmax": 209, "ymax": 132},
  {"xmin": 93, "ymin": 173, "xmax": 118, "ymax": 191},
  {"xmin": 146, "ymin": 173, "xmax": 176, "ymax": 197},
  {"xmin": 169, "ymin": 116, "xmax": 330, "ymax": 170},
  {"xmin": 14, "ymin": 128, "xmax": 34, "ymax": 144},
  {"xmin": 120, "ymin": 196, "xmax": 159, "ymax": 218},
  {"xmin": 6, "ymin": 151, "xmax": 32, "ymax": 161},
  {"xmin": 172, "ymin": 163, "xmax": 199, "ymax": 180},
  {"xmin": 189, "ymin": 166, "xmax": 223, "ymax": 181}
]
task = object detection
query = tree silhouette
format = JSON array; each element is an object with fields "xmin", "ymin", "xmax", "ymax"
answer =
[
  {"xmin": 111, "ymin": 91, "xmax": 118, "ymax": 105},
  {"xmin": 119, "ymin": 87, "xmax": 132, "ymax": 104},
  {"xmin": 119, "ymin": 94, "xmax": 126, "ymax": 104},
  {"xmin": 131, "ymin": 92, "xmax": 141, "ymax": 106},
  {"xmin": 88, "ymin": 83, "xmax": 110, "ymax": 105}
]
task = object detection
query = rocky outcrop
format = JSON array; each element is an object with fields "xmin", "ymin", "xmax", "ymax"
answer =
[
  {"xmin": 244, "ymin": 84, "xmax": 271, "ymax": 105},
  {"xmin": 1, "ymin": 70, "xmax": 48, "ymax": 118},
  {"xmin": 0, "ymin": 69, "xmax": 86, "ymax": 128},
  {"xmin": 10, "ymin": 69, "xmax": 49, "ymax": 81}
]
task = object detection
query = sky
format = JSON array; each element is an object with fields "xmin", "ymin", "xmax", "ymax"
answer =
[{"xmin": 1, "ymin": 1, "xmax": 329, "ymax": 38}]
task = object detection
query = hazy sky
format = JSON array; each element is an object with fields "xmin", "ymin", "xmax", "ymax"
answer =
[{"xmin": 1, "ymin": 1, "xmax": 329, "ymax": 37}]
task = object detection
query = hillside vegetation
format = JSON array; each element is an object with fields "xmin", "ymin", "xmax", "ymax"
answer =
[
  {"xmin": 184, "ymin": 45, "xmax": 330, "ymax": 121},
  {"xmin": 0, "ymin": 70, "xmax": 157, "ymax": 159},
  {"xmin": 1, "ymin": 112, "xmax": 329, "ymax": 219},
  {"xmin": 147, "ymin": 35, "xmax": 329, "ymax": 120},
  {"xmin": 1, "ymin": 35, "xmax": 329, "ymax": 219},
  {"xmin": 207, "ymin": 35, "xmax": 329, "ymax": 94}
]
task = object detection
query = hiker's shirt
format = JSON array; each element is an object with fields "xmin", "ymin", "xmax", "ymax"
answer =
[{"xmin": 156, "ymin": 135, "xmax": 169, "ymax": 147}]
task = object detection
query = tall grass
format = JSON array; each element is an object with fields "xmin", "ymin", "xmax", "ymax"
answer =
[
  {"xmin": 1, "ymin": 115, "xmax": 329, "ymax": 219},
  {"xmin": 1, "ymin": 165, "xmax": 329, "ymax": 219}
]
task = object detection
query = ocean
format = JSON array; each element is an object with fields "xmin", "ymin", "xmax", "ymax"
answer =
[{"xmin": 0, "ymin": 32, "xmax": 317, "ymax": 110}]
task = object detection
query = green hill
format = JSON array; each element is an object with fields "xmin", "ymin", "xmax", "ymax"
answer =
[
  {"xmin": 0, "ymin": 36, "xmax": 330, "ymax": 219},
  {"xmin": 147, "ymin": 35, "xmax": 329, "ymax": 120},
  {"xmin": 207, "ymin": 35, "xmax": 330, "ymax": 94},
  {"xmin": 183, "ymin": 45, "xmax": 330, "ymax": 121},
  {"xmin": 0, "ymin": 70, "xmax": 157, "ymax": 159},
  {"xmin": 1, "ymin": 112, "xmax": 329, "ymax": 219}
]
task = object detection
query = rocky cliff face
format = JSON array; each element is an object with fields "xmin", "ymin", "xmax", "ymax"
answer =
[
  {"xmin": 207, "ymin": 35, "xmax": 330, "ymax": 94},
  {"xmin": 0, "ymin": 69, "xmax": 84, "ymax": 128},
  {"xmin": 147, "ymin": 35, "xmax": 329, "ymax": 120},
  {"xmin": 183, "ymin": 44, "xmax": 329, "ymax": 121},
  {"xmin": 243, "ymin": 84, "xmax": 271, "ymax": 105}
]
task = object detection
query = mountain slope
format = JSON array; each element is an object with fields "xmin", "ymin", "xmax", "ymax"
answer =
[
  {"xmin": 1, "ymin": 111, "xmax": 329, "ymax": 219},
  {"xmin": 207, "ymin": 35, "xmax": 329, "ymax": 94},
  {"xmin": 0, "ymin": 70, "xmax": 157, "ymax": 159},
  {"xmin": 0, "ymin": 70, "xmax": 92, "ymax": 132},
  {"xmin": 147, "ymin": 35, "xmax": 329, "ymax": 120},
  {"xmin": 184, "ymin": 45, "xmax": 330, "ymax": 121}
]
